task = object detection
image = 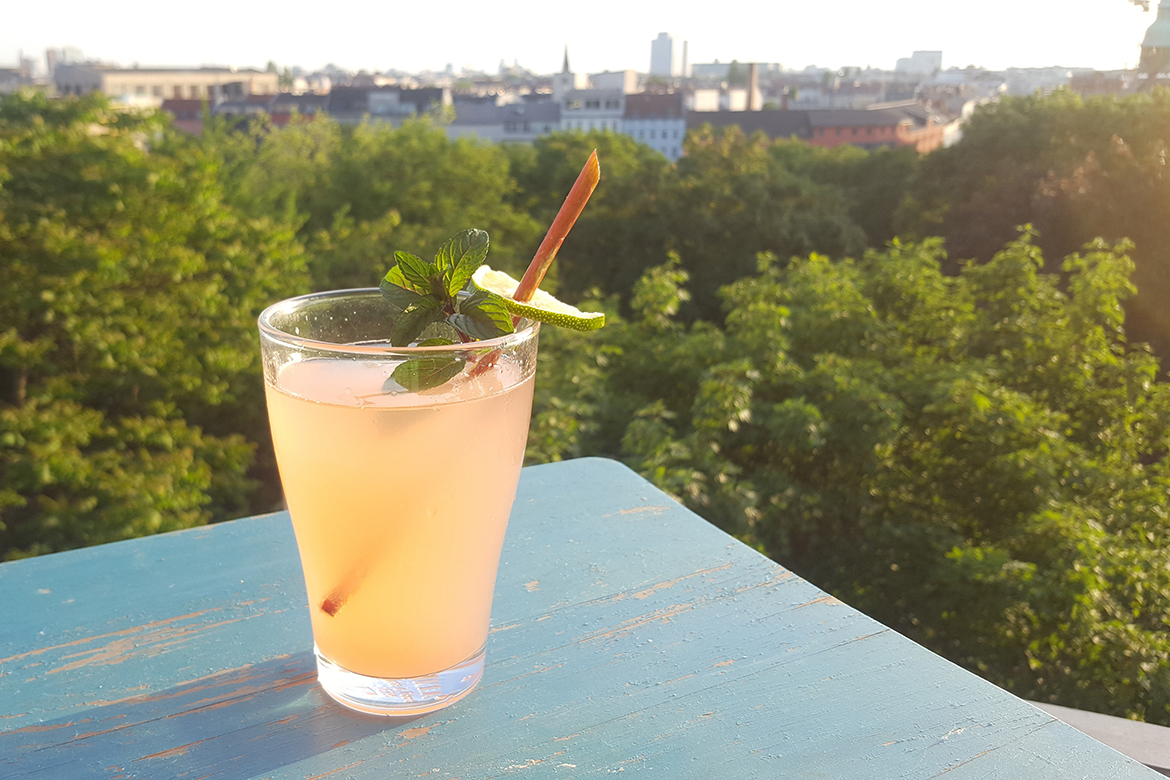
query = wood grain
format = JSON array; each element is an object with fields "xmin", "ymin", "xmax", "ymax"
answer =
[{"xmin": 0, "ymin": 458, "xmax": 1159, "ymax": 779}]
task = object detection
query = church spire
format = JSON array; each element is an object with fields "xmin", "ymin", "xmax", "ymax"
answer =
[{"xmin": 562, "ymin": 46, "xmax": 571, "ymax": 74}]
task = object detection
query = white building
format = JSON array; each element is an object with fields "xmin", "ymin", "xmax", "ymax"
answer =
[
  {"xmin": 685, "ymin": 87, "xmax": 747, "ymax": 112},
  {"xmin": 561, "ymin": 89, "xmax": 624, "ymax": 132},
  {"xmin": 54, "ymin": 64, "xmax": 278, "ymax": 102},
  {"xmin": 688, "ymin": 88, "xmax": 720, "ymax": 111},
  {"xmin": 590, "ymin": 70, "xmax": 638, "ymax": 94},
  {"xmin": 448, "ymin": 102, "xmax": 561, "ymax": 143},
  {"xmin": 0, "ymin": 65, "xmax": 33, "ymax": 94},
  {"xmin": 651, "ymin": 33, "xmax": 676, "ymax": 77},
  {"xmin": 623, "ymin": 93, "xmax": 685, "ymax": 161},
  {"xmin": 895, "ymin": 51, "xmax": 943, "ymax": 76}
]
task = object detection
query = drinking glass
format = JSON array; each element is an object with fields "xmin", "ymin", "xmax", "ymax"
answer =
[{"xmin": 258, "ymin": 289, "xmax": 539, "ymax": 716}]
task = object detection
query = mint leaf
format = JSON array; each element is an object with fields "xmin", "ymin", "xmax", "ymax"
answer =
[
  {"xmin": 449, "ymin": 289, "xmax": 515, "ymax": 341},
  {"xmin": 380, "ymin": 275, "xmax": 423, "ymax": 313},
  {"xmin": 436, "ymin": 229, "xmax": 489, "ymax": 295},
  {"xmin": 395, "ymin": 251, "xmax": 439, "ymax": 291},
  {"xmin": 383, "ymin": 265, "xmax": 425, "ymax": 294},
  {"xmin": 391, "ymin": 295, "xmax": 444, "ymax": 347},
  {"xmin": 378, "ymin": 230, "xmax": 518, "ymax": 389},
  {"xmin": 392, "ymin": 355, "xmax": 466, "ymax": 392}
]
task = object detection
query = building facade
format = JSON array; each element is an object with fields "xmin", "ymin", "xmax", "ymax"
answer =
[
  {"xmin": 0, "ymin": 65, "xmax": 34, "ymax": 94},
  {"xmin": 448, "ymin": 102, "xmax": 560, "ymax": 143},
  {"xmin": 686, "ymin": 104, "xmax": 957, "ymax": 154},
  {"xmin": 623, "ymin": 93, "xmax": 686, "ymax": 160},
  {"xmin": 54, "ymin": 64, "xmax": 278, "ymax": 102},
  {"xmin": 590, "ymin": 70, "xmax": 639, "ymax": 94},
  {"xmin": 561, "ymin": 89, "xmax": 624, "ymax": 132},
  {"xmin": 895, "ymin": 51, "xmax": 943, "ymax": 76}
]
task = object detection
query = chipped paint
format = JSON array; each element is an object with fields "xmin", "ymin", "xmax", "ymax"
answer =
[
  {"xmin": 400, "ymin": 725, "xmax": 436, "ymax": 740},
  {"xmin": 135, "ymin": 738, "xmax": 213, "ymax": 761},
  {"xmin": 625, "ymin": 563, "xmax": 733, "ymax": 601},
  {"xmin": 305, "ymin": 762, "xmax": 364, "ymax": 779},
  {"xmin": 660, "ymin": 674, "xmax": 695, "ymax": 685},
  {"xmin": 0, "ymin": 609, "xmax": 219, "ymax": 666},
  {"xmin": 6, "ymin": 718, "xmax": 94, "ymax": 734},
  {"xmin": 609, "ymin": 505, "xmax": 669, "ymax": 516},
  {"xmin": 1, "ymin": 459, "xmax": 1139, "ymax": 780},
  {"xmin": 489, "ymin": 623, "xmax": 521, "ymax": 634},
  {"xmin": 576, "ymin": 602, "xmax": 698, "ymax": 643},
  {"xmin": 47, "ymin": 615, "xmax": 260, "ymax": 675}
]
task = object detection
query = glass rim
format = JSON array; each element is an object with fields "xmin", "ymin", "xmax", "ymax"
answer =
[{"xmin": 258, "ymin": 288, "xmax": 539, "ymax": 356}]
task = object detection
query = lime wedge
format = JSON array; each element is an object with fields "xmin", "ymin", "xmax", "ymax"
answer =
[{"xmin": 471, "ymin": 266, "xmax": 605, "ymax": 331}]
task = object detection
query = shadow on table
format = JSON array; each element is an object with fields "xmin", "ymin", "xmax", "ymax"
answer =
[{"xmin": 0, "ymin": 650, "xmax": 422, "ymax": 779}]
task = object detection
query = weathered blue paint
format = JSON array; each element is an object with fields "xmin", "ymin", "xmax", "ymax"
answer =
[{"xmin": 0, "ymin": 458, "xmax": 1160, "ymax": 779}]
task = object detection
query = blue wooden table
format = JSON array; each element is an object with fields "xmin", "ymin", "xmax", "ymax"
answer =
[{"xmin": 0, "ymin": 458, "xmax": 1160, "ymax": 779}]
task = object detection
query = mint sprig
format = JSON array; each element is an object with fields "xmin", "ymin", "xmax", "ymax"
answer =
[{"xmin": 378, "ymin": 229, "xmax": 514, "ymax": 391}]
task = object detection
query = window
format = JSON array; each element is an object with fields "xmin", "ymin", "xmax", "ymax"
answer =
[
  {"xmin": 190, "ymin": 85, "xmax": 201, "ymax": 97},
  {"xmin": 585, "ymin": 100, "xmax": 600, "ymax": 109},
  {"xmin": 566, "ymin": 100, "xmax": 581, "ymax": 110},
  {"xmin": 152, "ymin": 86, "xmax": 163, "ymax": 97},
  {"xmin": 173, "ymin": 85, "xmax": 182, "ymax": 98},
  {"xmin": 650, "ymin": 130, "xmax": 656, "ymax": 139},
  {"xmin": 605, "ymin": 100, "xmax": 620, "ymax": 109},
  {"xmin": 135, "ymin": 85, "xmax": 146, "ymax": 96}
]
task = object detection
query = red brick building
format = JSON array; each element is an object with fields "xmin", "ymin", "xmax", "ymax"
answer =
[{"xmin": 687, "ymin": 102, "xmax": 955, "ymax": 154}]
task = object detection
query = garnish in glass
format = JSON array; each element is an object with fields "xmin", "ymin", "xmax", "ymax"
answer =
[{"xmin": 321, "ymin": 150, "xmax": 604, "ymax": 618}]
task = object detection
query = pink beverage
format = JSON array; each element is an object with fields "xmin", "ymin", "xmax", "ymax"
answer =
[
  {"xmin": 265, "ymin": 359, "xmax": 534, "ymax": 678},
  {"xmin": 258, "ymin": 289, "xmax": 539, "ymax": 715}
]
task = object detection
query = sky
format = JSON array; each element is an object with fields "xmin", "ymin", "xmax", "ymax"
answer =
[{"xmin": 1, "ymin": 0, "xmax": 1157, "ymax": 76}]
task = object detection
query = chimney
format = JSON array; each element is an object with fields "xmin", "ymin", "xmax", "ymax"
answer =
[
  {"xmin": 748, "ymin": 63, "xmax": 761, "ymax": 110},
  {"xmin": 682, "ymin": 41, "xmax": 690, "ymax": 78}
]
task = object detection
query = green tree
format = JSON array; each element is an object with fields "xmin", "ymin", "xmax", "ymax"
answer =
[
  {"xmin": 207, "ymin": 114, "xmax": 542, "ymax": 290},
  {"xmin": 0, "ymin": 91, "xmax": 309, "ymax": 557},
  {"xmin": 899, "ymin": 89, "xmax": 1170, "ymax": 364},
  {"xmin": 529, "ymin": 236, "xmax": 1170, "ymax": 724},
  {"xmin": 770, "ymin": 139, "xmax": 920, "ymax": 246},
  {"xmin": 510, "ymin": 128, "xmax": 867, "ymax": 321}
]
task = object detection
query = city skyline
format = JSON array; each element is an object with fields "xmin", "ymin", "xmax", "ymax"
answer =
[{"xmin": 2, "ymin": 1, "xmax": 1156, "ymax": 76}]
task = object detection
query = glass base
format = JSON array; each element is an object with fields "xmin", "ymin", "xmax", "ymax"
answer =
[{"xmin": 314, "ymin": 644, "xmax": 485, "ymax": 717}]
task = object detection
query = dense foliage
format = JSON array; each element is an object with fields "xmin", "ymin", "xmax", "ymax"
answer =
[
  {"xmin": 1, "ymin": 88, "xmax": 1167, "ymax": 724},
  {"xmin": 900, "ymin": 89, "xmax": 1170, "ymax": 364},
  {"xmin": 0, "ymin": 92, "xmax": 308, "ymax": 556},
  {"xmin": 504, "ymin": 128, "xmax": 908, "ymax": 320},
  {"xmin": 533, "ymin": 238, "xmax": 1170, "ymax": 723}
]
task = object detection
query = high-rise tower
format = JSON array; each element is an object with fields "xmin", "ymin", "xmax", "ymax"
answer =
[{"xmin": 650, "ymin": 33, "xmax": 674, "ymax": 77}]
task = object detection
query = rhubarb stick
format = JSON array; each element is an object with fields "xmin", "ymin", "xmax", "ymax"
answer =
[
  {"xmin": 323, "ymin": 153, "xmax": 601, "ymax": 618},
  {"xmin": 513, "ymin": 149, "xmax": 601, "ymax": 302}
]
